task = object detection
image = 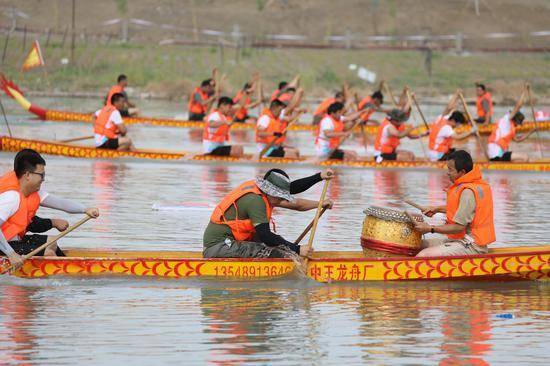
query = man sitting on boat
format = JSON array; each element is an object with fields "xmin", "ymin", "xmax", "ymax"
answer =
[
  {"xmin": 312, "ymin": 91, "xmax": 346, "ymax": 125},
  {"xmin": 428, "ymin": 93, "xmax": 478, "ymax": 161},
  {"xmin": 203, "ymin": 168, "xmax": 334, "ymax": 258},
  {"xmin": 487, "ymin": 93, "xmax": 535, "ymax": 162},
  {"xmin": 373, "ymin": 108, "xmax": 420, "ymax": 162},
  {"xmin": 203, "ymin": 96, "xmax": 244, "ymax": 157},
  {"xmin": 233, "ymin": 82, "xmax": 262, "ymax": 123},
  {"xmin": 188, "ymin": 79, "xmax": 217, "ymax": 121},
  {"xmin": 410, "ymin": 150, "xmax": 495, "ymax": 257},
  {"xmin": 94, "ymin": 93, "xmax": 135, "ymax": 151},
  {"xmin": 0, "ymin": 149, "xmax": 99, "ymax": 269},
  {"xmin": 315, "ymin": 102, "xmax": 366, "ymax": 161},
  {"xmin": 357, "ymin": 91, "xmax": 390, "ymax": 125},
  {"xmin": 474, "ymin": 83, "xmax": 493, "ymax": 124},
  {"xmin": 105, "ymin": 74, "xmax": 139, "ymax": 117},
  {"xmin": 256, "ymin": 99, "xmax": 300, "ymax": 158}
]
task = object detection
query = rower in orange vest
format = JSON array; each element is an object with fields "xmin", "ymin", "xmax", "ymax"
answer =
[
  {"xmin": 255, "ymin": 99, "xmax": 300, "ymax": 159},
  {"xmin": 487, "ymin": 92, "xmax": 535, "ymax": 162},
  {"xmin": 94, "ymin": 93, "xmax": 135, "ymax": 151},
  {"xmin": 410, "ymin": 150, "xmax": 495, "ymax": 257},
  {"xmin": 202, "ymin": 97, "xmax": 244, "ymax": 157},
  {"xmin": 357, "ymin": 91, "xmax": 389, "ymax": 125},
  {"xmin": 312, "ymin": 92, "xmax": 345, "ymax": 125},
  {"xmin": 188, "ymin": 79, "xmax": 217, "ymax": 121},
  {"xmin": 233, "ymin": 83, "xmax": 262, "ymax": 123},
  {"xmin": 373, "ymin": 108, "xmax": 422, "ymax": 162},
  {"xmin": 474, "ymin": 83, "xmax": 493, "ymax": 124},
  {"xmin": 427, "ymin": 93, "xmax": 477, "ymax": 161},
  {"xmin": 270, "ymin": 75, "xmax": 300, "ymax": 103},
  {"xmin": 0, "ymin": 149, "xmax": 99, "ymax": 269},
  {"xmin": 105, "ymin": 74, "xmax": 139, "ymax": 117}
]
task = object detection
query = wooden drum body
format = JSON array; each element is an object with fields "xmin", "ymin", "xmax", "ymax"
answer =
[{"xmin": 361, "ymin": 206, "xmax": 423, "ymax": 257}]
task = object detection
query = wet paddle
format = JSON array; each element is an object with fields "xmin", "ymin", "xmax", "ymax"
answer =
[
  {"xmin": 303, "ymin": 179, "xmax": 330, "ymax": 261},
  {"xmin": 0, "ymin": 215, "xmax": 93, "ymax": 275},
  {"xmin": 60, "ymin": 135, "xmax": 94, "ymax": 143},
  {"xmin": 525, "ymin": 83, "xmax": 544, "ymax": 159},
  {"xmin": 457, "ymin": 91, "xmax": 490, "ymax": 161}
]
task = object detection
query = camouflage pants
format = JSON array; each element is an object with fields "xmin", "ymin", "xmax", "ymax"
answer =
[{"xmin": 203, "ymin": 238, "xmax": 294, "ymax": 258}]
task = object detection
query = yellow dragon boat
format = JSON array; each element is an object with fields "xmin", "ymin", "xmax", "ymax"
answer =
[
  {"xmin": 2, "ymin": 246, "xmax": 549, "ymax": 282},
  {"xmin": 2, "ymin": 74, "xmax": 548, "ymax": 135},
  {"xmin": 1, "ymin": 135, "xmax": 549, "ymax": 172}
]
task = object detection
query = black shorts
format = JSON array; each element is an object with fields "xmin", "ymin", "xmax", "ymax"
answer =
[
  {"xmin": 233, "ymin": 115, "xmax": 249, "ymax": 123},
  {"xmin": 97, "ymin": 138, "xmax": 119, "ymax": 150},
  {"xmin": 208, "ymin": 146, "xmax": 232, "ymax": 156},
  {"xmin": 0, "ymin": 234, "xmax": 45, "ymax": 256},
  {"xmin": 329, "ymin": 149, "xmax": 345, "ymax": 160},
  {"xmin": 490, "ymin": 152, "xmax": 512, "ymax": 162},
  {"xmin": 266, "ymin": 146, "xmax": 285, "ymax": 158},
  {"xmin": 189, "ymin": 112, "xmax": 205, "ymax": 121},
  {"xmin": 438, "ymin": 148, "xmax": 456, "ymax": 161},
  {"xmin": 375, "ymin": 152, "xmax": 397, "ymax": 161},
  {"xmin": 120, "ymin": 109, "xmax": 130, "ymax": 117}
]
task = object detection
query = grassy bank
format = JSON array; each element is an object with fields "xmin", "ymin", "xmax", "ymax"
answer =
[{"xmin": 2, "ymin": 39, "xmax": 549, "ymax": 102}]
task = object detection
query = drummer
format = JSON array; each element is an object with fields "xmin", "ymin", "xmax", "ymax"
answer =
[
  {"xmin": 409, "ymin": 150, "xmax": 495, "ymax": 257},
  {"xmin": 203, "ymin": 169, "xmax": 334, "ymax": 258}
]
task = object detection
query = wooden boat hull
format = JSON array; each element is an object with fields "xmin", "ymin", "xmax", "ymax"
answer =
[
  {"xmin": 2, "ymin": 246, "xmax": 549, "ymax": 283},
  {"xmin": 2, "ymin": 75, "xmax": 548, "ymax": 135},
  {"xmin": 2, "ymin": 136, "xmax": 549, "ymax": 172}
]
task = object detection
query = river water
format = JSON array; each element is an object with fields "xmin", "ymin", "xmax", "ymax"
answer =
[{"xmin": 0, "ymin": 97, "xmax": 549, "ymax": 365}]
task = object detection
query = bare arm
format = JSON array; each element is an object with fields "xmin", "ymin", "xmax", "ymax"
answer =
[
  {"xmin": 387, "ymin": 124, "xmax": 414, "ymax": 139},
  {"xmin": 442, "ymin": 93, "xmax": 458, "ymax": 116}
]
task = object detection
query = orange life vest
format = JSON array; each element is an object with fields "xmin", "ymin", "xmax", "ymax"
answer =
[
  {"xmin": 429, "ymin": 117, "xmax": 453, "ymax": 153},
  {"xmin": 210, "ymin": 180, "xmax": 273, "ymax": 241},
  {"xmin": 374, "ymin": 118, "xmax": 404, "ymax": 154},
  {"xmin": 358, "ymin": 96, "xmax": 375, "ymax": 122},
  {"xmin": 256, "ymin": 108, "xmax": 286, "ymax": 145},
  {"xmin": 105, "ymin": 85, "xmax": 124, "ymax": 106},
  {"xmin": 203, "ymin": 110, "xmax": 230, "ymax": 143},
  {"xmin": 315, "ymin": 114, "xmax": 344, "ymax": 149},
  {"xmin": 0, "ymin": 171, "xmax": 41, "ymax": 241},
  {"xmin": 476, "ymin": 92, "xmax": 493, "ymax": 120},
  {"xmin": 188, "ymin": 87, "xmax": 209, "ymax": 115},
  {"xmin": 488, "ymin": 119, "xmax": 516, "ymax": 151},
  {"xmin": 313, "ymin": 98, "xmax": 335, "ymax": 117},
  {"xmin": 233, "ymin": 90, "xmax": 251, "ymax": 121},
  {"xmin": 94, "ymin": 105, "xmax": 119, "ymax": 139},
  {"xmin": 446, "ymin": 166, "xmax": 495, "ymax": 246}
]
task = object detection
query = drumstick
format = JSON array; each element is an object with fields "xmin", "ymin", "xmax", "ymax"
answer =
[{"xmin": 403, "ymin": 200, "xmax": 424, "ymax": 212}]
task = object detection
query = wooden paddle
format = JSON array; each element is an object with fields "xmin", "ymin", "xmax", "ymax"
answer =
[
  {"xmin": 525, "ymin": 83, "xmax": 544, "ymax": 159},
  {"xmin": 294, "ymin": 207, "xmax": 328, "ymax": 245},
  {"xmin": 60, "ymin": 135, "xmax": 94, "ymax": 143},
  {"xmin": 457, "ymin": 91, "xmax": 490, "ymax": 160},
  {"xmin": 382, "ymin": 81, "xmax": 398, "ymax": 107},
  {"xmin": 0, "ymin": 215, "xmax": 93, "ymax": 275},
  {"xmin": 258, "ymin": 111, "xmax": 303, "ymax": 158},
  {"xmin": 410, "ymin": 94, "xmax": 431, "ymax": 132},
  {"xmin": 405, "ymin": 89, "xmax": 427, "ymax": 158},
  {"xmin": 303, "ymin": 179, "xmax": 330, "ymax": 261}
]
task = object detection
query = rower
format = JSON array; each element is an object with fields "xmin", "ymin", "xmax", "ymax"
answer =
[
  {"xmin": 428, "ymin": 94, "xmax": 478, "ymax": 161},
  {"xmin": 0, "ymin": 149, "xmax": 99, "ymax": 270},
  {"xmin": 203, "ymin": 168, "xmax": 334, "ymax": 258},
  {"xmin": 487, "ymin": 93, "xmax": 534, "ymax": 162},
  {"xmin": 105, "ymin": 74, "xmax": 139, "ymax": 117},
  {"xmin": 94, "ymin": 93, "xmax": 135, "ymax": 151},
  {"xmin": 256, "ymin": 99, "xmax": 300, "ymax": 158},
  {"xmin": 474, "ymin": 83, "xmax": 493, "ymax": 124},
  {"xmin": 373, "ymin": 108, "xmax": 421, "ymax": 162},
  {"xmin": 188, "ymin": 79, "xmax": 217, "ymax": 121},
  {"xmin": 410, "ymin": 150, "xmax": 495, "ymax": 257},
  {"xmin": 233, "ymin": 83, "xmax": 261, "ymax": 123},
  {"xmin": 312, "ymin": 92, "xmax": 345, "ymax": 125},
  {"xmin": 357, "ymin": 91, "xmax": 389, "ymax": 125},
  {"xmin": 270, "ymin": 75, "xmax": 300, "ymax": 103},
  {"xmin": 315, "ymin": 102, "xmax": 365, "ymax": 161},
  {"xmin": 202, "ymin": 97, "xmax": 244, "ymax": 157}
]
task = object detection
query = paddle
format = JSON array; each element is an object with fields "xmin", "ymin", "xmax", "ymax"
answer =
[
  {"xmin": 410, "ymin": 93, "xmax": 431, "ymax": 132},
  {"xmin": 294, "ymin": 207, "xmax": 328, "ymax": 245},
  {"xmin": 258, "ymin": 111, "xmax": 303, "ymax": 158},
  {"xmin": 0, "ymin": 215, "xmax": 93, "ymax": 275},
  {"xmin": 302, "ymin": 179, "xmax": 330, "ymax": 261},
  {"xmin": 60, "ymin": 135, "xmax": 94, "ymax": 143},
  {"xmin": 0, "ymin": 95, "xmax": 13, "ymax": 137},
  {"xmin": 525, "ymin": 83, "xmax": 544, "ymax": 159},
  {"xmin": 406, "ymin": 89, "xmax": 427, "ymax": 158},
  {"xmin": 457, "ymin": 91, "xmax": 490, "ymax": 160},
  {"xmin": 382, "ymin": 81, "xmax": 398, "ymax": 107},
  {"xmin": 327, "ymin": 118, "xmax": 363, "ymax": 157}
]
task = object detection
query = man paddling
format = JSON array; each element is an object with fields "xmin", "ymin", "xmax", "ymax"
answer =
[
  {"xmin": 105, "ymin": 74, "xmax": 139, "ymax": 117},
  {"xmin": 188, "ymin": 78, "xmax": 217, "ymax": 121},
  {"xmin": 312, "ymin": 92, "xmax": 346, "ymax": 125},
  {"xmin": 0, "ymin": 149, "xmax": 99, "ymax": 269},
  {"xmin": 233, "ymin": 82, "xmax": 262, "ymax": 123},
  {"xmin": 373, "ymin": 108, "xmax": 423, "ymax": 162},
  {"xmin": 357, "ymin": 91, "xmax": 390, "ymax": 125},
  {"xmin": 410, "ymin": 150, "xmax": 495, "ymax": 257},
  {"xmin": 94, "ymin": 93, "xmax": 135, "ymax": 151},
  {"xmin": 256, "ymin": 99, "xmax": 300, "ymax": 158},
  {"xmin": 203, "ymin": 169, "xmax": 334, "ymax": 258},
  {"xmin": 202, "ymin": 97, "xmax": 244, "ymax": 157}
]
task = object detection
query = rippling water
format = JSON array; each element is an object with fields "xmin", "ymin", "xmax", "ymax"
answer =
[{"xmin": 0, "ymin": 97, "xmax": 549, "ymax": 365}]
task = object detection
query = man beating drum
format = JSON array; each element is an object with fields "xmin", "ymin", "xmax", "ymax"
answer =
[{"xmin": 408, "ymin": 150, "xmax": 496, "ymax": 257}]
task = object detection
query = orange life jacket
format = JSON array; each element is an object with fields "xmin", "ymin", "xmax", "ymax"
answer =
[
  {"xmin": 0, "ymin": 171, "xmax": 41, "ymax": 241},
  {"xmin": 313, "ymin": 98, "xmax": 335, "ymax": 117},
  {"xmin": 188, "ymin": 87, "xmax": 209, "ymax": 115},
  {"xmin": 256, "ymin": 108, "xmax": 286, "ymax": 145},
  {"xmin": 203, "ymin": 110, "xmax": 230, "ymax": 143},
  {"xmin": 94, "ymin": 105, "xmax": 119, "ymax": 139},
  {"xmin": 429, "ymin": 117, "xmax": 453, "ymax": 153},
  {"xmin": 210, "ymin": 180, "xmax": 273, "ymax": 241},
  {"xmin": 233, "ymin": 90, "xmax": 251, "ymax": 120},
  {"xmin": 374, "ymin": 118, "xmax": 404, "ymax": 154},
  {"xmin": 488, "ymin": 118, "xmax": 516, "ymax": 151},
  {"xmin": 446, "ymin": 166, "xmax": 495, "ymax": 246},
  {"xmin": 105, "ymin": 85, "xmax": 124, "ymax": 106},
  {"xmin": 358, "ymin": 96, "xmax": 375, "ymax": 122},
  {"xmin": 476, "ymin": 92, "xmax": 493, "ymax": 120},
  {"xmin": 315, "ymin": 114, "xmax": 344, "ymax": 149}
]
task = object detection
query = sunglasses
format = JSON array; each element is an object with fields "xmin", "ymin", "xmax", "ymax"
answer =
[{"xmin": 29, "ymin": 171, "xmax": 45, "ymax": 180}]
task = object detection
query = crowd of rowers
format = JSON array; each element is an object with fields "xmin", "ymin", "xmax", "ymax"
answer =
[
  {"xmin": 93, "ymin": 72, "xmax": 538, "ymax": 163},
  {"xmin": 2, "ymin": 148, "xmax": 492, "ymax": 267}
]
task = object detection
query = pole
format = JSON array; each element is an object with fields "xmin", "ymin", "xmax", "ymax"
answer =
[
  {"xmin": 0, "ymin": 96, "xmax": 13, "ymax": 137},
  {"xmin": 457, "ymin": 91, "xmax": 489, "ymax": 161},
  {"xmin": 71, "ymin": 0, "xmax": 76, "ymax": 64},
  {"xmin": 525, "ymin": 84, "xmax": 544, "ymax": 159}
]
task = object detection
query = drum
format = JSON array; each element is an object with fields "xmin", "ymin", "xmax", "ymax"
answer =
[{"xmin": 361, "ymin": 206, "xmax": 423, "ymax": 257}]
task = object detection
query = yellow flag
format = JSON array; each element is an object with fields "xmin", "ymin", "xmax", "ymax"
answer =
[{"xmin": 21, "ymin": 40, "xmax": 45, "ymax": 72}]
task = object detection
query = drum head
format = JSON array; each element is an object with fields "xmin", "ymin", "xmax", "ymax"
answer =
[{"xmin": 363, "ymin": 206, "xmax": 423, "ymax": 223}]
